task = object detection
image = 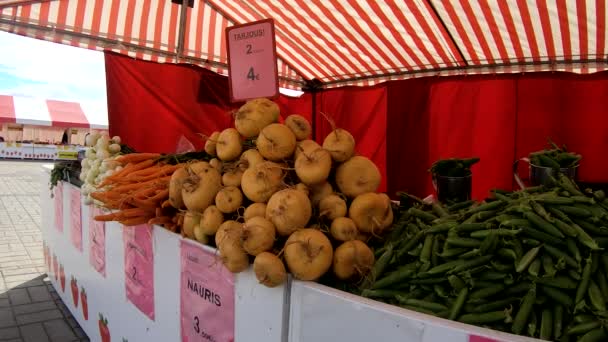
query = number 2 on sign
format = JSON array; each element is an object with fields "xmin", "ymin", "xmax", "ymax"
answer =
[
  {"xmin": 131, "ymin": 266, "xmax": 137, "ymax": 281},
  {"xmin": 247, "ymin": 67, "xmax": 260, "ymax": 81}
]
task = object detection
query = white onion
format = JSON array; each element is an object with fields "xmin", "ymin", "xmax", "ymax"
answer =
[
  {"xmin": 85, "ymin": 149, "xmax": 94, "ymax": 159},
  {"xmin": 79, "ymin": 172, "xmax": 87, "ymax": 182},
  {"xmin": 86, "ymin": 172, "xmax": 96, "ymax": 183},
  {"xmin": 108, "ymin": 143, "xmax": 121, "ymax": 154},
  {"xmin": 96, "ymin": 149, "xmax": 110, "ymax": 161},
  {"xmin": 81, "ymin": 159, "xmax": 90, "ymax": 168},
  {"xmin": 111, "ymin": 136, "xmax": 122, "ymax": 144},
  {"xmin": 84, "ymin": 195, "xmax": 93, "ymax": 205}
]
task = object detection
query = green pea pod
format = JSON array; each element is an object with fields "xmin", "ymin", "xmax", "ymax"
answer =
[
  {"xmin": 445, "ymin": 237, "xmax": 482, "ymax": 248},
  {"xmin": 397, "ymin": 298, "xmax": 448, "ymax": 312},
  {"xmin": 540, "ymin": 308, "xmax": 553, "ymax": 340},
  {"xmin": 554, "ymin": 305, "xmax": 564, "ymax": 340},
  {"xmin": 522, "ymin": 226, "xmax": 565, "ymax": 246},
  {"xmin": 448, "ymin": 275, "xmax": 466, "ymax": 291},
  {"xmin": 449, "ymin": 287, "xmax": 468, "ymax": 320},
  {"xmin": 566, "ymin": 239, "xmax": 582, "ymax": 263},
  {"xmin": 449, "ymin": 255, "xmax": 493, "ymax": 274},
  {"xmin": 597, "ymin": 270, "xmax": 608, "ymax": 303},
  {"xmin": 431, "ymin": 235, "xmax": 441, "ymax": 267},
  {"xmin": 512, "ymin": 286, "xmax": 536, "ymax": 335},
  {"xmin": 528, "ymin": 258, "xmax": 542, "ymax": 277},
  {"xmin": 361, "ymin": 288, "xmax": 409, "ymax": 299},
  {"xmin": 557, "ymin": 173, "xmax": 584, "ymax": 196},
  {"xmin": 544, "ymin": 244, "xmax": 578, "ymax": 268},
  {"xmin": 472, "ymin": 297, "xmax": 518, "ymax": 313},
  {"xmin": 553, "ymin": 218, "xmax": 578, "ymax": 237},
  {"xmin": 566, "ymin": 320, "xmax": 602, "ymax": 336},
  {"xmin": 459, "ymin": 310, "xmax": 509, "ymax": 324},
  {"xmin": 372, "ymin": 268, "xmax": 416, "ymax": 289},
  {"xmin": 425, "ymin": 221, "xmax": 458, "ymax": 234},
  {"xmin": 459, "ymin": 249, "xmax": 481, "ymax": 259},
  {"xmin": 524, "ymin": 211, "xmax": 565, "ymax": 238},
  {"xmin": 541, "ymin": 285, "xmax": 573, "ymax": 307},
  {"xmin": 531, "ymin": 275, "xmax": 578, "ymax": 290},
  {"xmin": 368, "ymin": 243, "xmax": 394, "ymax": 286},
  {"xmin": 420, "ymin": 235, "xmax": 434, "ymax": 263},
  {"xmin": 438, "ymin": 248, "xmax": 468, "ymax": 258},
  {"xmin": 428, "ymin": 259, "xmax": 465, "ymax": 275},
  {"xmin": 578, "ymin": 327, "xmax": 608, "ymax": 342},
  {"xmin": 542, "ymin": 255, "xmax": 556, "ymax": 277},
  {"xmin": 570, "ymin": 223, "xmax": 601, "ymax": 250},
  {"xmin": 574, "ymin": 314, "xmax": 596, "ymax": 324},
  {"xmin": 569, "ymin": 269, "xmax": 582, "ymax": 281},
  {"xmin": 528, "ymin": 310, "xmax": 538, "ymax": 337},
  {"xmin": 576, "ymin": 257, "xmax": 593, "ymax": 304},
  {"xmin": 408, "ymin": 207, "xmax": 438, "ymax": 222},
  {"xmin": 469, "ymin": 284, "xmax": 505, "ymax": 299},
  {"xmin": 558, "ymin": 205, "xmax": 591, "ymax": 217},
  {"xmin": 395, "ymin": 231, "xmax": 425, "ymax": 260},
  {"xmin": 588, "ymin": 280, "xmax": 606, "ymax": 312},
  {"xmin": 466, "ymin": 200, "xmax": 505, "ymax": 215},
  {"xmin": 516, "ymin": 246, "xmax": 542, "ymax": 273},
  {"xmin": 456, "ymin": 222, "xmax": 491, "ymax": 232},
  {"xmin": 431, "ymin": 202, "xmax": 450, "ymax": 218},
  {"xmin": 504, "ymin": 281, "xmax": 533, "ymax": 296}
]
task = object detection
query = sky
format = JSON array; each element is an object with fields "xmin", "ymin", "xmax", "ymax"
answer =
[
  {"xmin": 0, "ymin": 31, "xmax": 302, "ymax": 104},
  {"xmin": 0, "ymin": 31, "xmax": 108, "ymax": 104}
]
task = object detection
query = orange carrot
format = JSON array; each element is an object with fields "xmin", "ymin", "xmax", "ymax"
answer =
[
  {"xmin": 149, "ymin": 189, "xmax": 169, "ymax": 202},
  {"xmin": 161, "ymin": 199, "xmax": 172, "ymax": 208},
  {"xmin": 94, "ymin": 213, "xmax": 119, "ymax": 221},
  {"xmin": 120, "ymin": 216, "xmax": 154, "ymax": 226},
  {"xmin": 148, "ymin": 216, "xmax": 173, "ymax": 225},
  {"xmin": 116, "ymin": 153, "xmax": 161, "ymax": 165},
  {"xmin": 110, "ymin": 176, "xmax": 170, "ymax": 193},
  {"xmin": 116, "ymin": 207, "xmax": 154, "ymax": 218},
  {"xmin": 130, "ymin": 198, "xmax": 159, "ymax": 210}
]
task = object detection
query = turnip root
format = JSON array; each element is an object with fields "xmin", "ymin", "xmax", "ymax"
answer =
[
  {"xmin": 209, "ymin": 158, "xmax": 222, "ymax": 172},
  {"xmin": 193, "ymin": 225, "xmax": 209, "ymax": 244},
  {"xmin": 332, "ymin": 240, "xmax": 375, "ymax": 280},
  {"xmin": 219, "ymin": 242, "xmax": 249, "ymax": 273},
  {"xmin": 241, "ymin": 161, "xmax": 283, "ymax": 203},
  {"xmin": 336, "ymin": 156, "xmax": 381, "ymax": 198},
  {"xmin": 294, "ymin": 183, "xmax": 309, "ymax": 196},
  {"xmin": 204, "ymin": 131, "xmax": 220, "ymax": 156},
  {"xmin": 256, "ymin": 124, "xmax": 296, "ymax": 161},
  {"xmin": 235, "ymin": 98, "xmax": 280, "ymax": 138},
  {"xmin": 182, "ymin": 163, "xmax": 222, "ymax": 213},
  {"xmin": 323, "ymin": 128, "xmax": 355, "ymax": 162},
  {"xmin": 216, "ymin": 128, "xmax": 242, "ymax": 161},
  {"xmin": 330, "ymin": 217, "xmax": 358, "ymax": 241},
  {"xmin": 169, "ymin": 167, "xmax": 188, "ymax": 209},
  {"xmin": 215, "ymin": 186, "xmax": 243, "ymax": 214},
  {"xmin": 284, "ymin": 229, "xmax": 333, "ymax": 281},
  {"xmin": 319, "ymin": 194, "xmax": 347, "ymax": 220},
  {"xmin": 239, "ymin": 149, "xmax": 264, "ymax": 170},
  {"xmin": 348, "ymin": 193, "xmax": 393, "ymax": 234},
  {"xmin": 294, "ymin": 139, "xmax": 320, "ymax": 160},
  {"xmin": 215, "ymin": 220, "xmax": 243, "ymax": 249},
  {"xmin": 295, "ymin": 148, "xmax": 332, "ymax": 185},
  {"xmin": 253, "ymin": 252, "xmax": 287, "ymax": 287},
  {"xmin": 242, "ymin": 217, "xmax": 276, "ymax": 256},
  {"xmin": 222, "ymin": 168, "xmax": 243, "ymax": 187},
  {"xmin": 285, "ymin": 114, "xmax": 311, "ymax": 140},
  {"xmin": 266, "ymin": 189, "xmax": 312, "ymax": 236},
  {"xmin": 309, "ymin": 181, "xmax": 333, "ymax": 207},
  {"xmin": 200, "ymin": 205, "xmax": 224, "ymax": 235},
  {"xmin": 244, "ymin": 203, "xmax": 267, "ymax": 221},
  {"xmin": 183, "ymin": 211, "xmax": 201, "ymax": 239}
]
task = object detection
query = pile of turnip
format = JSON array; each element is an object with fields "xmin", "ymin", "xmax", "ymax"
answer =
[
  {"xmin": 169, "ymin": 98, "xmax": 393, "ymax": 287},
  {"xmin": 80, "ymin": 131, "xmax": 123, "ymax": 205}
]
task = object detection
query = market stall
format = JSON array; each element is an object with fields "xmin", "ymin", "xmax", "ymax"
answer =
[{"xmin": 5, "ymin": 0, "xmax": 608, "ymax": 342}]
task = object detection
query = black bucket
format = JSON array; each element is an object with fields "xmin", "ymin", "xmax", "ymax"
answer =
[
  {"xmin": 434, "ymin": 174, "xmax": 472, "ymax": 203},
  {"xmin": 513, "ymin": 158, "xmax": 578, "ymax": 189}
]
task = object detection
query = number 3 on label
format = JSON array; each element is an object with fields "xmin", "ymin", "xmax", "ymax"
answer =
[{"xmin": 194, "ymin": 316, "xmax": 200, "ymax": 334}]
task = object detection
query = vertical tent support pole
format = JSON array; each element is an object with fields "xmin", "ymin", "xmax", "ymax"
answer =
[{"xmin": 303, "ymin": 79, "xmax": 323, "ymax": 142}]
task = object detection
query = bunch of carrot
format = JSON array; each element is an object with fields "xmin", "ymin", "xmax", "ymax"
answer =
[{"xmin": 91, "ymin": 153, "xmax": 184, "ymax": 230}]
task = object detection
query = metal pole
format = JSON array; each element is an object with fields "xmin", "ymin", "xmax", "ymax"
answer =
[{"xmin": 176, "ymin": 0, "xmax": 189, "ymax": 60}]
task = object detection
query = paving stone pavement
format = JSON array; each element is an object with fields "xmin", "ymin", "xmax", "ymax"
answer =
[{"xmin": 0, "ymin": 161, "xmax": 88, "ymax": 342}]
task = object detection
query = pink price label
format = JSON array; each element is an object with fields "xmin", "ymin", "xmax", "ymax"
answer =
[
  {"xmin": 226, "ymin": 19, "xmax": 279, "ymax": 102},
  {"xmin": 124, "ymin": 225, "xmax": 155, "ymax": 320},
  {"xmin": 54, "ymin": 183, "xmax": 63, "ymax": 233},
  {"xmin": 469, "ymin": 335, "xmax": 501, "ymax": 342},
  {"xmin": 180, "ymin": 240, "xmax": 235, "ymax": 342},
  {"xmin": 89, "ymin": 206, "xmax": 106, "ymax": 277},
  {"xmin": 70, "ymin": 188, "xmax": 82, "ymax": 251}
]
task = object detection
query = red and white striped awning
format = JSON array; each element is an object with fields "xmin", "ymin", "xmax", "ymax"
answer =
[
  {"xmin": 0, "ymin": 0, "xmax": 606, "ymax": 89},
  {"xmin": 0, "ymin": 95, "xmax": 108, "ymax": 129}
]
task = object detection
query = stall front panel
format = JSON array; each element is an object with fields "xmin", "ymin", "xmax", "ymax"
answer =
[{"xmin": 40, "ymin": 169, "xmax": 287, "ymax": 342}]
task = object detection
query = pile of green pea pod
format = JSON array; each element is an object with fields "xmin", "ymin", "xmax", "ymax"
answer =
[{"xmin": 360, "ymin": 174, "xmax": 608, "ymax": 342}]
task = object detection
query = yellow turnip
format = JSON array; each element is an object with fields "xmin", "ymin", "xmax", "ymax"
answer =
[
  {"xmin": 215, "ymin": 220, "xmax": 243, "ymax": 249},
  {"xmin": 285, "ymin": 114, "xmax": 311, "ymax": 141},
  {"xmin": 332, "ymin": 240, "xmax": 374, "ymax": 280},
  {"xmin": 222, "ymin": 168, "xmax": 243, "ymax": 187},
  {"xmin": 239, "ymin": 149, "xmax": 264, "ymax": 170},
  {"xmin": 318, "ymin": 194, "xmax": 347, "ymax": 220},
  {"xmin": 294, "ymin": 139, "xmax": 320, "ymax": 160},
  {"xmin": 309, "ymin": 181, "xmax": 333, "ymax": 207},
  {"xmin": 335, "ymin": 156, "xmax": 381, "ymax": 198},
  {"xmin": 295, "ymin": 148, "xmax": 332, "ymax": 185},
  {"xmin": 266, "ymin": 189, "xmax": 312, "ymax": 236},
  {"xmin": 330, "ymin": 217, "xmax": 358, "ymax": 242},
  {"xmin": 256, "ymin": 124, "xmax": 296, "ymax": 161},
  {"xmin": 204, "ymin": 131, "xmax": 220, "ymax": 156},
  {"xmin": 219, "ymin": 242, "xmax": 249, "ymax": 273},
  {"xmin": 215, "ymin": 186, "xmax": 243, "ymax": 214},
  {"xmin": 169, "ymin": 166, "xmax": 188, "ymax": 209},
  {"xmin": 217, "ymin": 128, "xmax": 242, "ymax": 161},
  {"xmin": 183, "ymin": 211, "xmax": 201, "ymax": 239},
  {"xmin": 244, "ymin": 203, "xmax": 267, "ymax": 221},
  {"xmin": 284, "ymin": 229, "xmax": 333, "ymax": 281},
  {"xmin": 242, "ymin": 217, "xmax": 276, "ymax": 256},
  {"xmin": 348, "ymin": 192, "xmax": 393, "ymax": 234},
  {"xmin": 235, "ymin": 98, "xmax": 280, "ymax": 138},
  {"xmin": 199, "ymin": 205, "xmax": 224, "ymax": 235},
  {"xmin": 323, "ymin": 128, "xmax": 355, "ymax": 162},
  {"xmin": 241, "ymin": 161, "xmax": 283, "ymax": 203},
  {"xmin": 182, "ymin": 163, "xmax": 222, "ymax": 213},
  {"xmin": 253, "ymin": 252, "xmax": 287, "ymax": 287}
]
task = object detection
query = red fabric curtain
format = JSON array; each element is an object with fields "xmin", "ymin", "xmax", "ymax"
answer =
[
  {"xmin": 104, "ymin": 52, "xmax": 311, "ymax": 153},
  {"xmin": 314, "ymin": 87, "xmax": 388, "ymax": 192},
  {"xmin": 387, "ymin": 72, "xmax": 608, "ymax": 200}
]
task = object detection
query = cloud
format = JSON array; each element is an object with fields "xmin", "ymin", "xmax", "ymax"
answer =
[{"xmin": 0, "ymin": 31, "xmax": 107, "ymax": 102}]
